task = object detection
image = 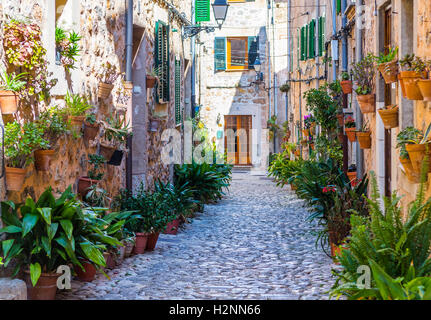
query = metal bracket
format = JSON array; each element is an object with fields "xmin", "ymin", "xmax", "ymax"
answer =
[{"xmin": 182, "ymin": 25, "xmax": 217, "ymax": 39}]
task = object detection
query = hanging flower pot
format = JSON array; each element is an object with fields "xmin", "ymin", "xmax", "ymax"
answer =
[
  {"xmin": 133, "ymin": 233, "xmax": 149, "ymax": 254},
  {"xmin": 83, "ymin": 122, "xmax": 100, "ymax": 141},
  {"xmin": 399, "ymin": 157, "xmax": 421, "ymax": 183},
  {"xmin": 34, "ymin": 149, "xmax": 55, "ymax": 171},
  {"xmin": 68, "ymin": 115, "xmax": 85, "ymax": 129},
  {"xmin": 294, "ymin": 149, "xmax": 300, "ymax": 157},
  {"xmin": 98, "ymin": 82, "xmax": 114, "ymax": 99},
  {"xmin": 377, "ymin": 60, "xmax": 399, "ymax": 84},
  {"xmin": 405, "ymin": 144, "xmax": 431, "ymax": 174},
  {"xmin": 357, "ymin": 94, "xmax": 375, "ymax": 113},
  {"xmin": 336, "ymin": 114, "xmax": 344, "ymax": 127},
  {"xmin": 77, "ymin": 177, "xmax": 99, "ymax": 199},
  {"xmin": 345, "ymin": 127, "xmax": 357, "ymax": 143},
  {"xmin": 5, "ymin": 167, "xmax": 26, "ymax": 191},
  {"xmin": 302, "ymin": 129, "xmax": 310, "ymax": 137},
  {"xmin": 356, "ymin": 131, "xmax": 371, "ymax": 149},
  {"xmin": 378, "ymin": 105, "xmax": 399, "ymax": 129},
  {"xmin": 75, "ymin": 261, "xmax": 97, "ymax": 282},
  {"xmin": 310, "ymin": 143, "xmax": 315, "ymax": 150},
  {"xmin": 164, "ymin": 218, "xmax": 180, "ymax": 235},
  {"xmin": 146, "ymin": 75, "xmax": 158, "ymax": 88},
  {"xmin": 146, "ymin": 232, "xmax": 160, "ymax": 251},
  {"xmin": 107, "ymin": 150, "xmax": 124, "ymax": 166},
  {"xmin": 24, "ymin": 270, "xmax": 61, "ymax": 300},
  {"xmin": 417, "ymin": 79, "xmax": 431, "ymax": 102},
  {"xmin": 346, "ymin": 171, "xmax": 357, "ymax": 184},
  {"xmin": 0, "ymin": 90, "xmax": 18, "ymax": 114},
  {"xmin": 283, "ymin": 130, "xmax": 291, "ymax": 142},
  {"xmin": 340, "ymin": 80, "xmax": 353, "ymax": 94},
  {"xmin": 99, "ymin": 143, "xmax": 116, "ymax": 160},
  {"xmin": 399, "ymin": 71, "xmax": 426, "ymax": 100}
]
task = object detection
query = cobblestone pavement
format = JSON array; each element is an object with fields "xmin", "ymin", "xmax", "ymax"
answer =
[{"xmin": 58, "ymin": 172, "xmax": 335, "ymax": 300}]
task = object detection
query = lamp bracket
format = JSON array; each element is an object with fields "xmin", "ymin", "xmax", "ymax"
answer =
[{"xmin": 182, "ymin": 25, "xmax": 217, "ymax": 39}]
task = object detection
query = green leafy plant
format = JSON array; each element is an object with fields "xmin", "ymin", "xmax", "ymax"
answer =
[
  {"xmin": 88, "ymin": 154, "xmax": 106, "ymax": 181},
  {"xmin": 351, "ymin": 53, "xmax": 376, "ymax": 95},
  {"xmin": 375, "ymin": 47, "xmax": 398, "ymax": 64},
  {"xmin": 340, "ymin": 71, "xmax": 350, "ymax": 81},
  {"xmin": 85, "ymin": 185, "xmax": 111, "ymax": 208},
  {"xmin": 64, "ymin": 92, "xmax": 92, "ymax": 117},
  {"xmin": 396, "ymin": 127, "xmax": 422, "ymax": 160},
  {"xmin": 0, "ymin": 71, "xmax": 27, "ymax": 92},
  {"xmin": 344, "ymin": 116, "xmax": 356, "ymax": 128},
  {"xmin": 303, "ymin": 86, "xmax": 338, "ymax": 132},
  {"xmin": 55, "ymin": 27, "xmax": 81, "ymax": 71},
  {"xmin": 104, "ymin": 114, "xmax": 132, "ymax": 148},
  {"xmin": 37, "ymin": 106, "xmax": 68, "ymax": 148},
  {"xmin": 85, "ymin": 113, "xmax": 97, "ymax": 125},
  {"xmin": 279, "ymin": 83, "xmax": 290, "ymax": 93}
]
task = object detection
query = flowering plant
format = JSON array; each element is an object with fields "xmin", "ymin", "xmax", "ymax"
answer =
[
  {"xmin": 322, "ymin": 186, "xmax": 337, "ymax": 193},
  {"xmin": 97, "ymin": 62, "xmax": 120, "ymax": 84},
  {"xmin": 55, "ymin": 27, "xmax": 81, "ymax": 71},
  {"xmin": 344, "ymin": 116, "xmax": 356, "ymax": 128},
  {"xmin": 304, "ymin": 115, "xmax": 315, "ymax": 129}
]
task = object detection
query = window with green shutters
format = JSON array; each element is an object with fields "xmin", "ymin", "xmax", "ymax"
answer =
[
  {"xmin": 195, "ymin": 0, "xmax": 210, "ymax": 22},
  {"xmin": 214, "ymin": 37, "xmax": 226, "ymax": 71},
  {"xmin": 318, "ymin": 16, "xmax": 325, "ymax": 56},
  {"xmin": 300, "ymin": 26, "xmax": 306, "ymax": 61},
  {"xmin": 175, "ymin": 59, "xmax": 182, "ymax": 125},
  {"xmin": 308, "ymin": 19, "xmax": 316, "ymax": 59},
  {"xmin": 155, "ymin": 21, "xmax": 170, "ymax": 103}
]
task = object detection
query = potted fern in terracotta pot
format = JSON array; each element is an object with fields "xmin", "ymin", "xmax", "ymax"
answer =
[
  {"xmin": 344, "ymin": 116, "xmax": 357, "ymax": 143},
  {"xmin": 340, "ymin": 71, "xmax": 352, "ymax": 94},
  {"xmin": 378, "ymin": 105, "xmax": 399, "ymax": 129},
  {"xmin": 102, "ymin": 114, "xmax": 131, "ymax": 165},
  {"xmin": 399, "ymin": 54, "xmax": 427, "ymax": 100},
  {"xmin": 5, "ymin": 121, "xmax": 47, "ymax": 191},
  {"xmin": 352, "ymin": 53, "xmax": 376, "ymax": 114},
  {"xmin": 97, "ymin": 62, "xmax": 119, "ymax": 99},
  {"xmin": 78, "ymin": 154, "xmax": 106, "ymax": 199},
  {"xmin": 83, "ymin": 113, "xmax": 100, "ymax": 142},
  {"xmin": 65, "ymin": 91, "xmax": 92, "ymax": 130},
  {"xmin": 356, "ymin": 122, "xmax": 372, "ymax": 150},
  {"xmin": 416, "ymin": 59, "xmax": 431, "ymax": 102},
  {"xmin": 404, "ymin": 124, "xmax": 431, "ymax": 175},
  {"xmin": 0, "ymin": 71, "xmax": 26, "ymax": 114},
  {"xmin": 375, "ymin": 47, "xmax": 399, "ymax": 84},
  {"xmin": 146, "ymin": 67, "xmax": 159, "ymax": 89},
  {"xmin": 397, "ymin": 127, "xmax": 422, "ymax": 183}
]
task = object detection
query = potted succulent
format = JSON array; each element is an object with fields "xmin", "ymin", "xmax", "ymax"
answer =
[
  {"xmin": 352, "ymin": 53, "xmax": 376, "ymax": 113},
  {"xmin": 344, "ymin": 116, "xmax": 357, "ymax": 142},
  {"xmin": 0, "ymin": 187, "xmax": 119, "ymax": 299},
  {"xmin": 403, "ymin": 123, "xmax": 431, "ymax": 174},
  {"xmin": 398, "ymin": 54, "xmax": 427, "ymax": 100},
  {"xmin": 102, "ymin": 114, "xmax": 132, "ymax": 165},
  {"xmin": 416, "ymin": 59, "xmax": 431, "ymax": 102},
  {"xmin": 378, "ymin": 105, "xmax": 399, "ymax": 129},
  {"xmin": 77, "ymin": 154, "xmax": 106, "ymax": 199},
  {"xmin": 5, "ymin": 121, "xmax": 48, "ymax": 191},
  {"xmin": 356, "ymin": 122, "xmax": 371, "ymax": 149},
  {"xmin": 97, "ymin": 62, "xmax": 120, "ymax": 99},
  {"xmin": 64, "ymin": 91, "xmax": 92, "ymax": 129},
  {"xmin": 340, "ymin": 71, "xmax": 352, "ymax": 94},
  {"xmin": 279, "ymin": 83, "xmax": 290, "ymax": 93},
  {"xmin": 0, "ymin": 71, "xmax": 26, "ymax": 114},
  {"xmin": 34, "ymin": 106, "xmax": 68, "ymax": 171},
  {"xmin": 146, "ymin": 67, "xmax": 159, "ymax": 89},
  {"xmin": 83, "ymin": 113, "xmax": 100, "ymax": 142},
  {"xmin": 375, "ymin": 47, "xmax": 399, "ymax": 84},
  {"xmin": 397, "ymin": 127, "xmax": 422, "ymax": 183},
  {"xmin": 55, "ymin": 27, "xmax": 81, "ymax": 72}
]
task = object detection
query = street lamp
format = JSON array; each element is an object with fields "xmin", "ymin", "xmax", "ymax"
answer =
[
  {"xmin": 253, "ymin": 57, "xmax": 263, "ymax": 82},
  {"xmin": 212, "ymin": 0, "xmax": 229, "ymax": 29}
]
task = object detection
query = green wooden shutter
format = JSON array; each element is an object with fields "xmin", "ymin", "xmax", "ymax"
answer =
[
  {"xmin": 175, "ymin": 59, "xmax": 182, "ymax": 125},
  {"xmin": 308, "ymin": 20, "xmax": 316, "ymax": 59},
  {"xmin": 195, "ymin": 0, "xmax": 210, "ymax": 22},
  {"xmin": 248, "ymin": 36, "xmax": 259, "ymax": 69},
  {"xmin": 297, "ymin": 28, "xmax": 300, "ymax": 66},
  {"xmin": 300, "ymin": 26, "xmax": 305, "ymax": 61},
  {"xmin": 305, "ymin": 24, "xmax": 309, "ymax": 60},
  {"xmin": 155, "ymin": 21, "xmax": 170, "ymax": 103},
  {"xmin": 214, "ymin": 37, "xmax": 226, "ymax": 71},
  {"xmin": 318, "ymin": 16, "xmax": 325, "ymax": 56},
  {"xmin": 337, "ymin": 0, "xmax": 341, "ymax": 14}
]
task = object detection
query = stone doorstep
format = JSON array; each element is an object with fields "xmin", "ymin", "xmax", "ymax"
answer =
[{"xmin": 0, "ymin": 278, "xmax": 27, "ymax": 300}]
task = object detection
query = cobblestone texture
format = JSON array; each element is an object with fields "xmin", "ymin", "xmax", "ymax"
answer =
[{"xmin": 58, "ymin": 172, "xmax": 335, "ymax": 300}]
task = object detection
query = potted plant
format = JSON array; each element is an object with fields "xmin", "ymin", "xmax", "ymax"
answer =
[
  {"xmin": 352, "ymin": 54, "xmax": 376, "ymax": 113},
  {"xmin": 397, "ymin": 127, "xmax": 422, "ymax": 183},
  {"xmin": 346, "ymin": 164, "xmax": 357, "ymax": 184},
  {"xmin": 344, "ymin": 116, "xmax": 357, "ymax": 142},
  {"xmin": 281, "ymin": 121, "xmax": 291, "ymax": 141},
  {"xmin": 0, "ymin": 187, "xmax": 119, "ymax": 299},
  {"xmin": 267, "ymin": 115, "xmax": 279, "ymax": 141},
  {"xmin": 146, "ymin": 67, "xmax": 159, "ymax": 89},
  {"xmin": 83, "ymin": 113, "xmax": 100, "ymax": 142},
  {"xmin": 279, "ymin": 82, "xmax": 290, "ymax": 93},
  {"xmin": 102, "ymin": 114, "xmax": 132, "ymax": 165},
  {"xmin": 5, "ymin": 121, "xmax": 48, "ymax": 191},
  {"xmin": 55, "ymin": 27, "xmax": 81, "ymax": 72},
  {"xmin": 378, "ymin": 105, "xmax": 399, "ymax": 129},
  {"xmin": 356, "ymin": 122, "xmax": 371, "ymax": 149},
  {"xmin": 77, "ymin": 154, "xmax": 106, "ymax": 199},
  {"xmin": 399, "ymin": 54, "xmax": 427, "ymax": 100},
  {"xmin": 340, "ymin": 71, "xmax": 352, "ymax": 94},
  {"xmin": 97, "ymin": 62, "xmax": 120, "ymax": 99},
  {"xmin": 375, "ymin": 47, "xmax": 399, "ymax": 84},
  {"xmin": 0, "ymin": 71, "xmax": 26, "ymax": 114},
  {"xmin": 64, "ymin": 91, "xmax": 92, "ymax": 129},
  {"xmin": 403, "ymin": 124, "xmax": 431, "ymax": 174},
  {"xmin": 303, "ymin": 115, "xmax": 313, "ymax": 137},
  {"xmin": 34, "ymin": 106, "xmax": 68, "ymax": 171},
  {"xmin": 416, "ymin": 59, "xmax": 431, "ymax": 102}
]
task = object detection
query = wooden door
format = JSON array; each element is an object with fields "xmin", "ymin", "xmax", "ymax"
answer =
[
  {"xmin": 224, "ymin": 115, "xmax": 252, "ymax": 165},
  {"xmin": 384, "ymin": 7, "xmax": 392, "ymax": 197}
]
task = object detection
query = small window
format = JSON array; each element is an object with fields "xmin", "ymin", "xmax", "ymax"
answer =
[{"xmin": 227, "ymin": 37, "xmax": 248, "ymax": 70}]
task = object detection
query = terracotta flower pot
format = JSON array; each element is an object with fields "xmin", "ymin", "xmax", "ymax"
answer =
[
  {"xmin": 356, "ymin": 131, "xmax": 371, "ymax": 149},
  {"xmin": 123, "ymin": 239, "xmax": 135, "ymax": 258},
  {"xmin": 336, "ymin": 114, "xmax": 344, "ymax": 127},
  {"xmin": 346, "ymin": 171, "xmax": 357, "ymax": 184},
  {"xmin": 340, "ymin": 80, "xmax": 353, "ymax": 94},
  {"xmin": 146, "ymin": 75, "xmax": 158, "ymax": 88},
  {"xmin": 378, "ymin": 60, "xmax": 398, "ymax": 84},
  {"xmin": 399, "ymin": 71, "xmax": 426, "ymax": 100},
  {"xmin": 68, "ymin": 115, "xmax": 85, "ymax": 128},
  {"xmin": 417, "ymin": 79, "xmax": 431, "ymax": 102},
  {"xmin": 5, "ymin": 167, "xmax": 26, "ymax": 191},
  {"xmin": 357, "ymin": 94, "xmax": 375, "ymax": 113},
  {"xmin": 378, "ymin": 105, "xmax": 399, "ymax": 129},
  {"xmin": 399, "ymin": 157, "xmax": 421, "ymax": 184},
  {"xmin": 310, "ymin": 143, "xmax": 315, "ymax": 150},
  {"xmin": 164, "ymin": 218, "xmax": 180, "ymax": 235},
  {"xmin": 133, "ymin": 233, "xmax": 149, "ymax": 254},
  {"xmin": 99, "ymin": 143, "xmax": 116, "ymax": 161},
  {"xmin": 83, "ymin": 122, "xmax": 100, "ymax": 141},
  {"xmin": 77, "ymin": 177, "xmax": 99, "ymax": 199},
  {"xmin": 98, "ymin": 82, "xmax": 114, "ymax": 99},
  {"xmin": 302, "ymin": 129, "xmax": 310, "ymax": 137},
  {"xmin": 406, "ymin": 144, "xmax": 431, "ymax": 174},
  {"xmin": 24, "ymin": 270, "xmax": 60, "ymax": 300},
  {"xmin": 330, "ymin": 242, "xmax": 348, "ymax": 264},
  {"xmin": 75, "ymin": 261, "xmax": 97, "ymax": 282},
  {"xmin": 0, "ymin": 90, "xmax": 18, "ymax": 114},
  {"xmin": 345, "ymin": 127, "xmax": 357, "ymax": 143},
  {"xmin": 115, "ymin": 246, "xmax": 125, "ymax": 266},
  {"xmin": 34, "ymin": 149, "xmax": 55, "ymax": 171},
  {"xmin": 146, "ymin": 232, "xmax": 160, "ymax": 251},
  {"xmin": 103, "ymin": 252, "xmax": 116, "ymax": 269},
  {"xmin": 290, "ymin": 184, "xmax": 297, "ymax": 191},
  {"xmin": 294, "ymin": 150, "xmax": 300, "ymax": 157}
]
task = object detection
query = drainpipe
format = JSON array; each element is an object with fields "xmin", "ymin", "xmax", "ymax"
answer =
[
  {"xmin": 286, "ymin": 0, "xmax": 291, "ymax": 124},
  {"xmin": 191, "ymin": 3, "xmax": 196, "ymax": 118},
  {"xmin": 271, "ymin": 0, "xmax": 277, "ymax": 153},
  {"xmin": 341, "ymin": 0, "xmax": 348, "ymax": 72},
  {"xmin": 315, "ymin": 0, "xmax": 320, "ymax": 89},
  {"xmin": 355, "ymin": 0, "xmax": 364, "ymax": 179},
  {"xmin": 267, "ymin": 1, "xmax": 272, "ymax": 119},
  {"xmin": 125, "ymin": 0, "xmax": 133, "ymax": 191},
  {"xmin": 332, "ymin": 0, "xmax": 337, "ymax": 81}
]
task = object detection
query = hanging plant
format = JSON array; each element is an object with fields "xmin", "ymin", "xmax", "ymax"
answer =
[
  {"xmin": 96, "ymin": 62, "xmax": 120, "ymax": 99},
  {"xmin": 351, "ymin": 53, "xmax": 376, "ymax": 113},
  {"xmin": 375, "ymin": 47, "xmax": 399, "ymax": 84},
  {"xmin": 55, "ymin": 27, "xmax": 81, "ymax": 72},
  {"xmin": 279, "ymin": 83, "xmax": 290, "ymax": 93},
  {"xmin": 398, "ymin": 54, "xmax": 427, "ymax": 100}
]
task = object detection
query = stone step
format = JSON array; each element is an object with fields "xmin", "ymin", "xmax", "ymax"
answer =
[{"xmin": 0, "ymin": 278, "xmax": 27, "ymax": 300}]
